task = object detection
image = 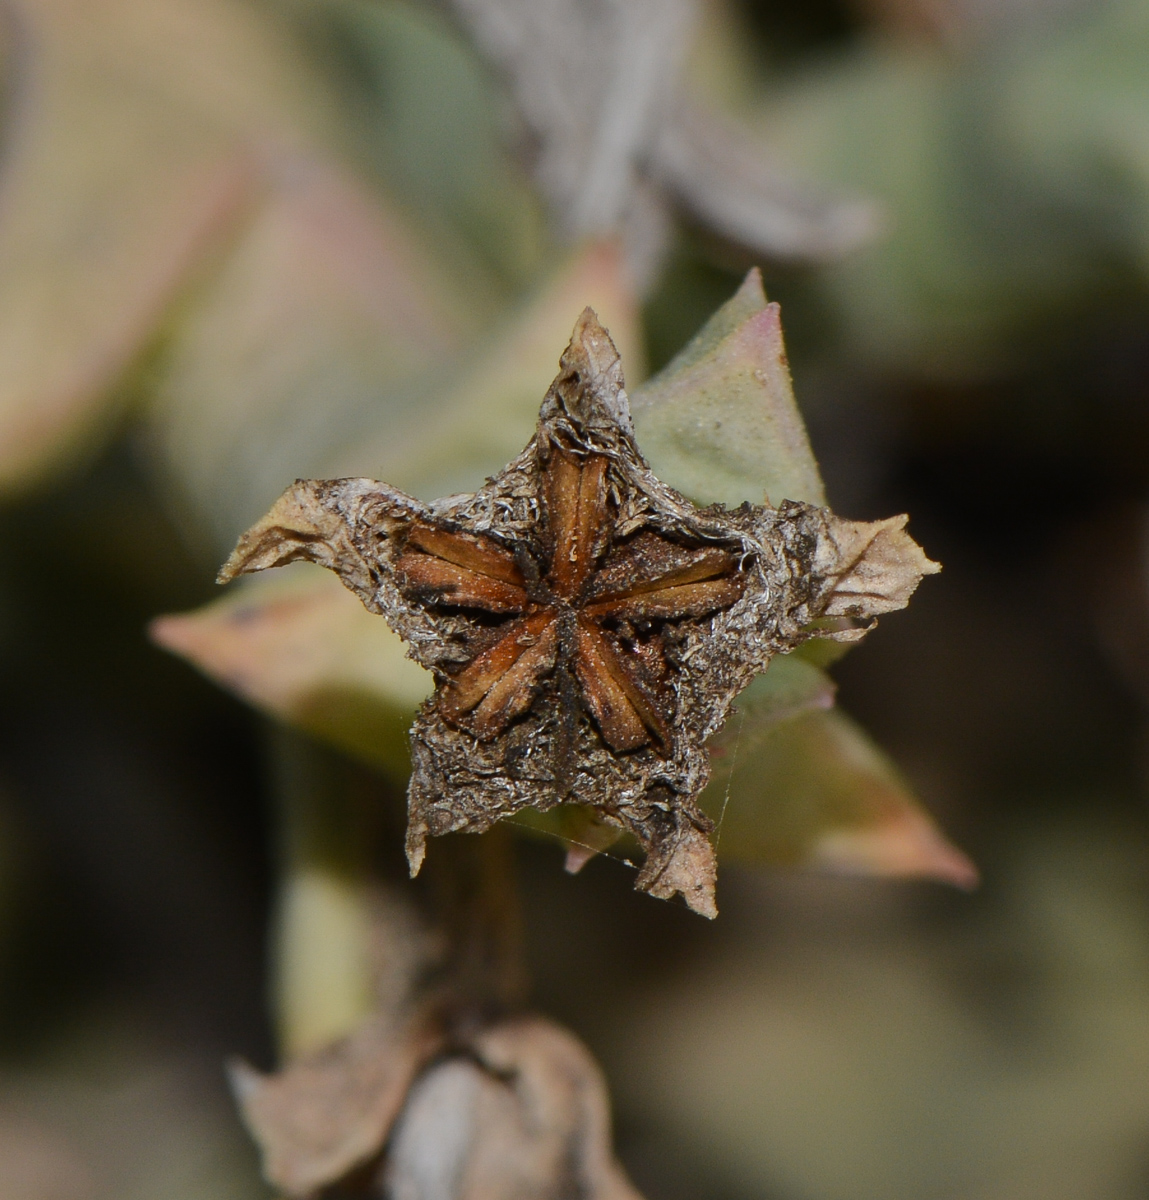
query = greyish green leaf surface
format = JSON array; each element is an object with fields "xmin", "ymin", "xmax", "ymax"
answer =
[
  {"xmin": 749, "ymin": 0, "xmax": 1149, "ymax": 380},
  {"xmin": 0, "ymin": 0, "xmax": 348, "ymax": 494},
  {"xmin": 702, "ymin": 702, "xmax": 976, "ymax": 887},
  {"xmin": 145, "ymin": 154, "xmax": 478, "ymax": 555},
  {"xmin": 630, "ymin": 267, "xmax": 825, "ymax": 509}
]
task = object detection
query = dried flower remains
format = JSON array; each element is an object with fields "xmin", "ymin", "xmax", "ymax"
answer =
[{"xmin": 220, "ymin": 310, "xmax": 938, "ymax": 916}]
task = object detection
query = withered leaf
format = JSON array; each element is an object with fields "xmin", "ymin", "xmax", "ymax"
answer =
[
  {"xmin": 234, "ymin": 1011, "xmax": 641, "ymax": 1199},
  {"xmin": 383, "ymin": 1017, "xmax": 643, "ymax": 1200},
  {"xmin": 220, "ymin": 310, "xmax": 938, "ymax": 917},
  {"xmin": 229, "ymin": 1008, "xmax": 445, "ymax": 1198}
]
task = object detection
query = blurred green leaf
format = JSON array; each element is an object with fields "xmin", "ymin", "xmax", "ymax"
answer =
[
  {"xmin": 723, "ymin": 653, "xmax": 837, "ymax": 728},
  {"xmin": 631, "ymin": 267, "xmax": 826, "ymax": 508},
  {"xmin": 0, "ymin": 0, "xmax": 348, "ymax": 492},
  {"xmin": 152, "ymin": 564, "xmax": 430, "ymax": 780},
  {"xmin": 301, "ymin": 0, "xmax": 547, "ymax": 289},
  {"xmin": 145, "ymin": 152, "xmax": 479, "ymax": 554},
  {"xmin": 701, "ymin": 701, "xmax": 976, "ymax": 886},
  {"xmin": 752, "ymin": 0, "xmax": 1149, "ymax": 378}
]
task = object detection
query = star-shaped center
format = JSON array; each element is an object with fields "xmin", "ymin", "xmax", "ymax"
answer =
[{"xmin": 394, "ymin": 445, "xmax": 745, "ymax": 756}]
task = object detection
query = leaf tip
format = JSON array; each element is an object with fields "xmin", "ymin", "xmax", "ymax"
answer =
[
  {"xmin": 147, "ymin": 612, "xmax": 186, "ymax": 654},
  {"xmin": 564, "ymin": 306, "xmax": 624, "ymax": 385},
  {"xmin": 405, "ymin": 828, "xmax": 427, "ymax": 879},
  {"xmin": 216, "ymin": 551, "xmax": 245, "ymax": 585},
  {"xmin": 227, "ymin": 1056, "xmax": 265, "ymax": 1108},
  {"xmin": 564, "ymin": 844, "xmax": 597, "ymax": 874},
  {"xmin": 812, "ymin": 803, "xmax": 978, "ymax": 890},
  {"xmin": 736, "ymin": 265, "xmax": 767, "ymax": 308},
  {"xmin": 635, "ymin": 822, "xmax": 719, "ymax": 918}
]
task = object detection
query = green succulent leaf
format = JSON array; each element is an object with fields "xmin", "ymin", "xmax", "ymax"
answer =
[
  {"xmin": 630, "ymin": 267, "xmax": 826, "ymax": 510},
  {"xmin": 701, "ymin": 701, "xmax": 975, "ymax": 887}
]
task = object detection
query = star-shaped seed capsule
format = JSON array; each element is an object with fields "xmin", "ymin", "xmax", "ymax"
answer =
[{"xmin": 220, "ymin": 310, "xmax": 937, "ymax": 916}]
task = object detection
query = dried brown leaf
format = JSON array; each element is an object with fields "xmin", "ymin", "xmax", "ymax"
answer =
[
  {"xmin": 232, "ymin": 1007, "xmax": 641, "ymax": 1200},
  {"xmin": 819, "ymin": 514, "xmax": 943, "ymax": 623},
  {"xmin": 383, "ymin": 1017, "xmax": 643, "ymax": 1200},
  {"xmin": 230, "ymin": 1009, "xmax": 445, "ymax": 1198}
]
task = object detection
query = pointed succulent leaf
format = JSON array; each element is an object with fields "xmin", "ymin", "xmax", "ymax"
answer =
[
  {"xmin": 723, "ymin": 654, "xmax": 838, "ymax": 727},
  {"xmin": 630, "ymin": 268, "xmax": 826, "ymax": 509},
  {"xmin": 702, "ymin": 704, "xmax": 976, "ymax": 887},
  {"xmin": 151, "ymin": 568, "xmax": 431, "ymax": 779}
]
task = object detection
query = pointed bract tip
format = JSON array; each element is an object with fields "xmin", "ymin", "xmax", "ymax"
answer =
[
  {"xmin": 216, "ymin": 554, "xmax": 244, "ymax": 585},
  {"xmin": 405, "ymin": 831, "xmax": 427, "ymax": 879},
  {"xmin": 812, "ymin": 804, "xmax": 979, "ymax": 890},
  {"xmin": 574, "ymin": 305, "xmax": 606, "ymax": 335},
  {"xmin": 563, "ymin": 307, "xmax": 623, "ymax": 387}
]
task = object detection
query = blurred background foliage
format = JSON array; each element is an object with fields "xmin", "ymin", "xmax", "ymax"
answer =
[{"xmin": 3, "ymin": 0, "xmax": 1149, "ymax": 1197}]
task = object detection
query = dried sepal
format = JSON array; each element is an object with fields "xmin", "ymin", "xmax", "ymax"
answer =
[
  {"xmin": 229, "ymin": 1008, "xmax": 445, "ymax": 1197},
  {"xmin": 221, "ymin": 309, "xmax": 938, "ymax": 917},
  {"xmin": 232, "ymin": 1010, "xmax": 642, "ymax": 1200},
  {"xmin": 820, "ymin": 513, "xmax": 941, "ymax": 619},
  {"xmin": 384, "ymin": 1017, "xmax": 643, "ymax": 1200}
]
